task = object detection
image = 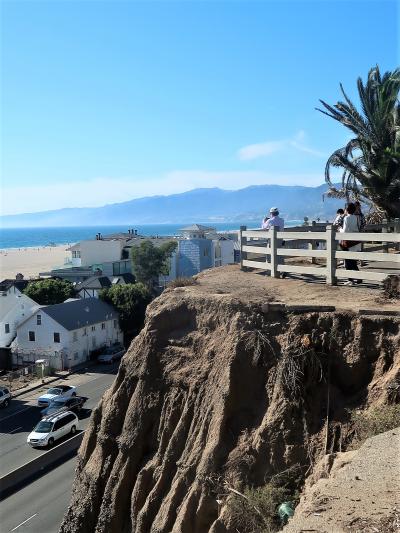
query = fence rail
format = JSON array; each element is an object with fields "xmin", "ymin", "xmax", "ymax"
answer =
[{"xmin": 239, "ymin": 221, "xmax": 400, "ymax": 285}]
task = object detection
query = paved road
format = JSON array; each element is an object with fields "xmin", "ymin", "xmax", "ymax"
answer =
[
  {"xmin": 1, "ymin": 456, "xmax": 75, "ymax": 532},
  {"xmin": 0, "ymin": 364, "xmax": 117, "ymax": 476}
]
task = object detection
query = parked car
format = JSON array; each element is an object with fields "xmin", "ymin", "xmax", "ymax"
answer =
[
  {"xmin": 97, "ymin": 345, "xmax": 125, "ymax": 364},
  {"xmin": 40, "ymin": 396, "xmax": 87, "ymax": 417},
  {"xmin": 27, "ymin": 410, "xmax": 79, "ymax": 447},
  {"xmin": 0, "ymin": 387, "xmax": 11, "ymax": 408},
  {"xmin": 37, "ymin": 385, "xmax": 76, "ymax": 407}
]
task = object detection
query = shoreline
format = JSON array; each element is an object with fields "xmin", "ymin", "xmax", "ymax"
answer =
[{"xmin": 0, "ymin": 243, "xmax": 74, "ymax": 253}]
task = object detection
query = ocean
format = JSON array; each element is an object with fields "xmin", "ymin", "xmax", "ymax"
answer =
[{"xmin": 0, "ymin": 221, "xmax": 303, "ymax": 249}]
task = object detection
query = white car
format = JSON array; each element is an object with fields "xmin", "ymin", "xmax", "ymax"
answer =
[
  {"xmin": 37, "ymin": 384, "xmax": 76, "ymax": 407},
  {"xmin": 97, "ymin": 345, "xmax": 125, "ymax": 364},
  {"xmin": 27, "ymin": 411, "xmax": 79, "ymax": 447}
]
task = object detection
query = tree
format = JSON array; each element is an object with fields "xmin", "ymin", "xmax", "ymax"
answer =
[
  {"xmin": 317, "ymin": 66, "xmax": 400, "ymax": 218},
  {"xmin": 99, "ymin": 283, "xmax": 152, "ymax": 343},
  {"xmin": 24, "ymin": 278, "xmax": 75, "ymax": 305},
  {"xmin": 131, "ymin": 240, "xmax": 177, "ymax": 288}
]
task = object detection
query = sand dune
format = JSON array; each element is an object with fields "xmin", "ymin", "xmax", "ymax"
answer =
[{"xmin": 0, "ymin": 245, "xmax": 69, "ymax": 280}]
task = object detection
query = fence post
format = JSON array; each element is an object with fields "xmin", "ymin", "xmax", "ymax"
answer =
[
  {"xmin": 308, "ymin": 241, "xmax": 317, "ymax": 264},
  {"xmin": 326, "ymin": 225, "xmax": 336, "ymax": 285},
  {"xmin": 270, "ymin": 225, "xmax": 278, "ymax": 278},
  {"xmin": 394, "ymin": 218, "xmax": 400, "ymax": 252},
  {"xmin": 240, "ymin": 225, "xmax": 247, "ymax": 271},
  {"xmin": 382, "ymin": 219, "xmax": 388, "ymax": 253}
]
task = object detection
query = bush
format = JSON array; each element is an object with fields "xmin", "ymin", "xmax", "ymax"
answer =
[
  {"xmin": 349, "ymin": 404, "xmax": 400, "ymax": 448},
  {"xmin": 24, "ymin": 278, "xmax": 75, "ymax": 305},
  {"xmin": 228, "ymin": 483, "xmax": 290, "ymax": 533},
  {"xmin": 167, "ymin": 277, "xmax": 198, "ymax": 289}
]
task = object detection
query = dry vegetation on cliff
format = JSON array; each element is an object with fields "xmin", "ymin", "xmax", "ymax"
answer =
[{"xmin": 60, "ymin": 266, "xmax": 400, "ymax": 533}]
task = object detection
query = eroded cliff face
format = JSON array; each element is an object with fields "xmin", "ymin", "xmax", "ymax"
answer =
[{"xmin": 60, "ymin": 276, "xmax": 400, "ymax": 533}]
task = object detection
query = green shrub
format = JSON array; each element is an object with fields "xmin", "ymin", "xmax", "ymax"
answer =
[
  {"xmin": 167, "ymin": 277, "xmax": 198, "ymax": 289},
  {"xmin": 349, "ymin": 404, "xmax": 400, "ymax": 448},
  {"xmin": 228, "ymin": 483, "xmax": 290, "ymax": 533}
]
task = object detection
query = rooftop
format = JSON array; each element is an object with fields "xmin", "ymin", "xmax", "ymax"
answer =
[{"xmin": 40, "ymin": 298, "xmax": 118, "ymax": 331}]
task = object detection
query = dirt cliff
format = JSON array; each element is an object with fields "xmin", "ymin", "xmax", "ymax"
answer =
[{"xmin": 60, "ymin": 266, "xmax": 400, "ymax": 533}]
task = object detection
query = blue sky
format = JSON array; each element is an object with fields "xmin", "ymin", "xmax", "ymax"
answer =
[{"xmin": 1, "ymin": 0, "xmax": 398, "ymax": 215}]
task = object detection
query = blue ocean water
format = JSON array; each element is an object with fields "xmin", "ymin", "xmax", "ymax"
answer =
[{"xmin": 0, "ymin": 221, "xmax": 303, "ymax": 249}]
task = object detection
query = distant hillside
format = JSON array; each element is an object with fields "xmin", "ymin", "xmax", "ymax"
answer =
[{"xmin": 1, "ymin": 184, "xmax": 343, "ymax": 227}]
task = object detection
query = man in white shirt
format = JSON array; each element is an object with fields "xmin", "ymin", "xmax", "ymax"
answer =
[
  {"xmin": 262, "ymin": 207, "xmax": 285, "ymax": 231},
  {"xmin": 261, "ymin": 207, "xmax": 286, "ymax": 277}
]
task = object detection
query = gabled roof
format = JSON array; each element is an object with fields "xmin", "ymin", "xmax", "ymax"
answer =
[
  {"xmin": 0, "ymin": 279, "xmax": 31, "ymax": 293},
  {"xmin": 179, "ymin": 224, "xmax": 216, "ymax": 232},
  {"xmin": 40, "ymin": 298, "xmax": 118, "ymax": 331},
  {"xmin": 75, "ymin": 276, "xmax": 112, "ymax": 290}
]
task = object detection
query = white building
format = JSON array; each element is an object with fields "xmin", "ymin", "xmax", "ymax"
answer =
[
  {"xmin": 12, "ymin": 298, "xmax": 122, "ymax": 370},
  {"xmin": 0, "ymin": 279, "xmax": 38, "ymax": 348},
  {"xmin": 75, "ymin": 273, "xmax": 135, "ymax": 299},
  {"xmin": 66, "ymin": 237, "xmax": 125, "ymax": 268}
]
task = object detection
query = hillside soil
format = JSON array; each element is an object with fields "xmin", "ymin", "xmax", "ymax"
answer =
[{"xmin": 60, "ymin": 265, "xmax": 400, "ymax": 533}]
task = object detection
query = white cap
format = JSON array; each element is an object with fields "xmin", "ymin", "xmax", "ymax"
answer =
[{"xmin": 270, "ymin": 207, "xmax": 279, "ymax": 213}]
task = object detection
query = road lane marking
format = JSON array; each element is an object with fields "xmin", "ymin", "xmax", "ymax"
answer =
[
  {"xmin": 0, "ymin": 406, "xmax": 34, "ymax": 423},
  {"xmin": 10, "ymin": 514, "xmax": 37, "ymax": 531},
  {"xmin": 9, "ymin": 426, "xmax": 23, "ymax": 434}
]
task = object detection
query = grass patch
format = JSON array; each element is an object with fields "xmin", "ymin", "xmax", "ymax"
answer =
[
  {"xmin": 167, "ymin": 277, "xmax": 198, "ymax": 288},
  {"xmin": 349, "ymin": 404, "xmax": 400, "ymax": 449},
  {"xmin": 228, "ymin": 483, "xmax": 292, "ymax": 533}
]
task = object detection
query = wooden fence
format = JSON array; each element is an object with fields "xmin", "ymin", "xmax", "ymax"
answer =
[{"xmin": 240, "ymin": 223, "xmax": 400, "ymax": 285}]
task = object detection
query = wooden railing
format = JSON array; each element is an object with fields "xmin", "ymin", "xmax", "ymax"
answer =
[{"xmin": 239, "ymin": 224, "xmax": 400, "ymax": 285}]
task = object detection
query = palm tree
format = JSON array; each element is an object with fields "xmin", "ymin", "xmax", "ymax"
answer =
[{"xmin": 317, "ymin": 66, "xmax": 400, "ymax": 219}]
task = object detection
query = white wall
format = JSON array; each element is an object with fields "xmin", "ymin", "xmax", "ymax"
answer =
[
  {"xmin": 79, "ymin": 240, "xmax": 123, "ymax": 267},
  {"xmin": 212, "ymin": 240, "xmax": 234, "ymax": 267},
  {"xmin": 13, "ymin": 309, "xmax": 122, "ymax": 370},
  {"xmin": 0, "ymin": 291, "xmax": 38, "ymax": 347}
]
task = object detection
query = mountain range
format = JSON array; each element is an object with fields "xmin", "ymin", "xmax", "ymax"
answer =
[{"xmin": 1, "ymin": 184, "xmax": 343, "ymax": 227}]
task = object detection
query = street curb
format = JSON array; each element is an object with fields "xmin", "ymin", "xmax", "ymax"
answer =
[
  {"xmin": 12, "ymin": 376, "xmax": 63, "ymax": 398},
  {"xmin": 11, "ymin": 362, "xmax": 98, "ymax": 398}
]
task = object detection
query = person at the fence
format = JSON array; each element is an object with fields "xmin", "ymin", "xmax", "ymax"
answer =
[
  {"xmin": 333, "ymin": 208, "xmax": 345, "ymax": 228},
  {"xmin": 262, "ymin": 207, "xmax": 286, "ymax": 278},
  {"xmin": 339, "ymin": 203, "xmax": 362, "ymax": 285}
]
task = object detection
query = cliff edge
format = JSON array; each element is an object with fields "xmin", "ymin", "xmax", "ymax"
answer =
[{"xmin": 60, "ymin": 266, "xmax": 400, "ymax": 532}]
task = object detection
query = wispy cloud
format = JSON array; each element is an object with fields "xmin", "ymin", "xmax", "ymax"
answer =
[
  {"xmin": 238, "ymin": 130, "xmax": 326, "ymax": 160},
  {"xmin": 1, "ymin": 170, "xmax": 324, "ymax": 216}
]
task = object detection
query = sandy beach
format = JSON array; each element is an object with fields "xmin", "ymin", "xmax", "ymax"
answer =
[{"xmin": 0, "ymin": 245, "xmax": 69, "ymax": 280}]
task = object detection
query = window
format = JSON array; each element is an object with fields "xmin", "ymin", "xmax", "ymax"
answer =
[
  {"xmin": 91, "ymin": 325, "xmax": 95, "ymax": 331},
  {"xmin": 92, "ymin": 337, "xmax": 96, "ymax": 348},
  {"xmin": 101, "ymin": 323, "xmax": 105, "ymax": 330},
  {"xmin": 83, "ymin": 328, "xmax": 87, "ymax": 336},
  {"xmin": 73, "ymin": 331, "xmax": 78, "ymax": 342},
  {"xmin": 37, "ymin": 314, "xmax": 42, "ymax": 325},
  {"xmin": 114, "ymin": 320, "xmax": 117, "ymax": 329},
  {"xmin": 53, "ymin": 419, "xmax": 63, "ymax": 430},
  {"xmin": 5, "ymin": 323, "xmax": 10, "ymax": 334},
  {"xmin": 54, "ymin": 332, "xmax": 60, "ymax": 343},
  {"xmin": 74, "ymin": 352, "xmax": 79, "ymax": 360},
  {"xmin": 113, "ymin": 262, "xmax": 121, "ymax": 276},
  {"xmin": 29, "ymin": 331, "xmax": 35, "ymax": 342}
]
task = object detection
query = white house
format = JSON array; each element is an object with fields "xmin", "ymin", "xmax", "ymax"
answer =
[
  {"xmin": 65, "ymin": 235, "xmax": 126, "ymax": 268},
  {"xmin": 12, "ymin": 298, "xmax": 122, "ymax": 370},
  {"xmin": 0, "ymin": 279, "xmax": 38, "ymax": 348}
]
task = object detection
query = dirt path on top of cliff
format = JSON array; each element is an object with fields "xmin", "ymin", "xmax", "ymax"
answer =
[{"xmin": 187, "ymin": 265, "xmax": 399, "ymax": 312}]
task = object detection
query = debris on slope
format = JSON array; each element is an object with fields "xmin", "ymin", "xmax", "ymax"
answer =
[{"xmin": 282, "ymin": 427, "xmax": 400, "ymax": 533}]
